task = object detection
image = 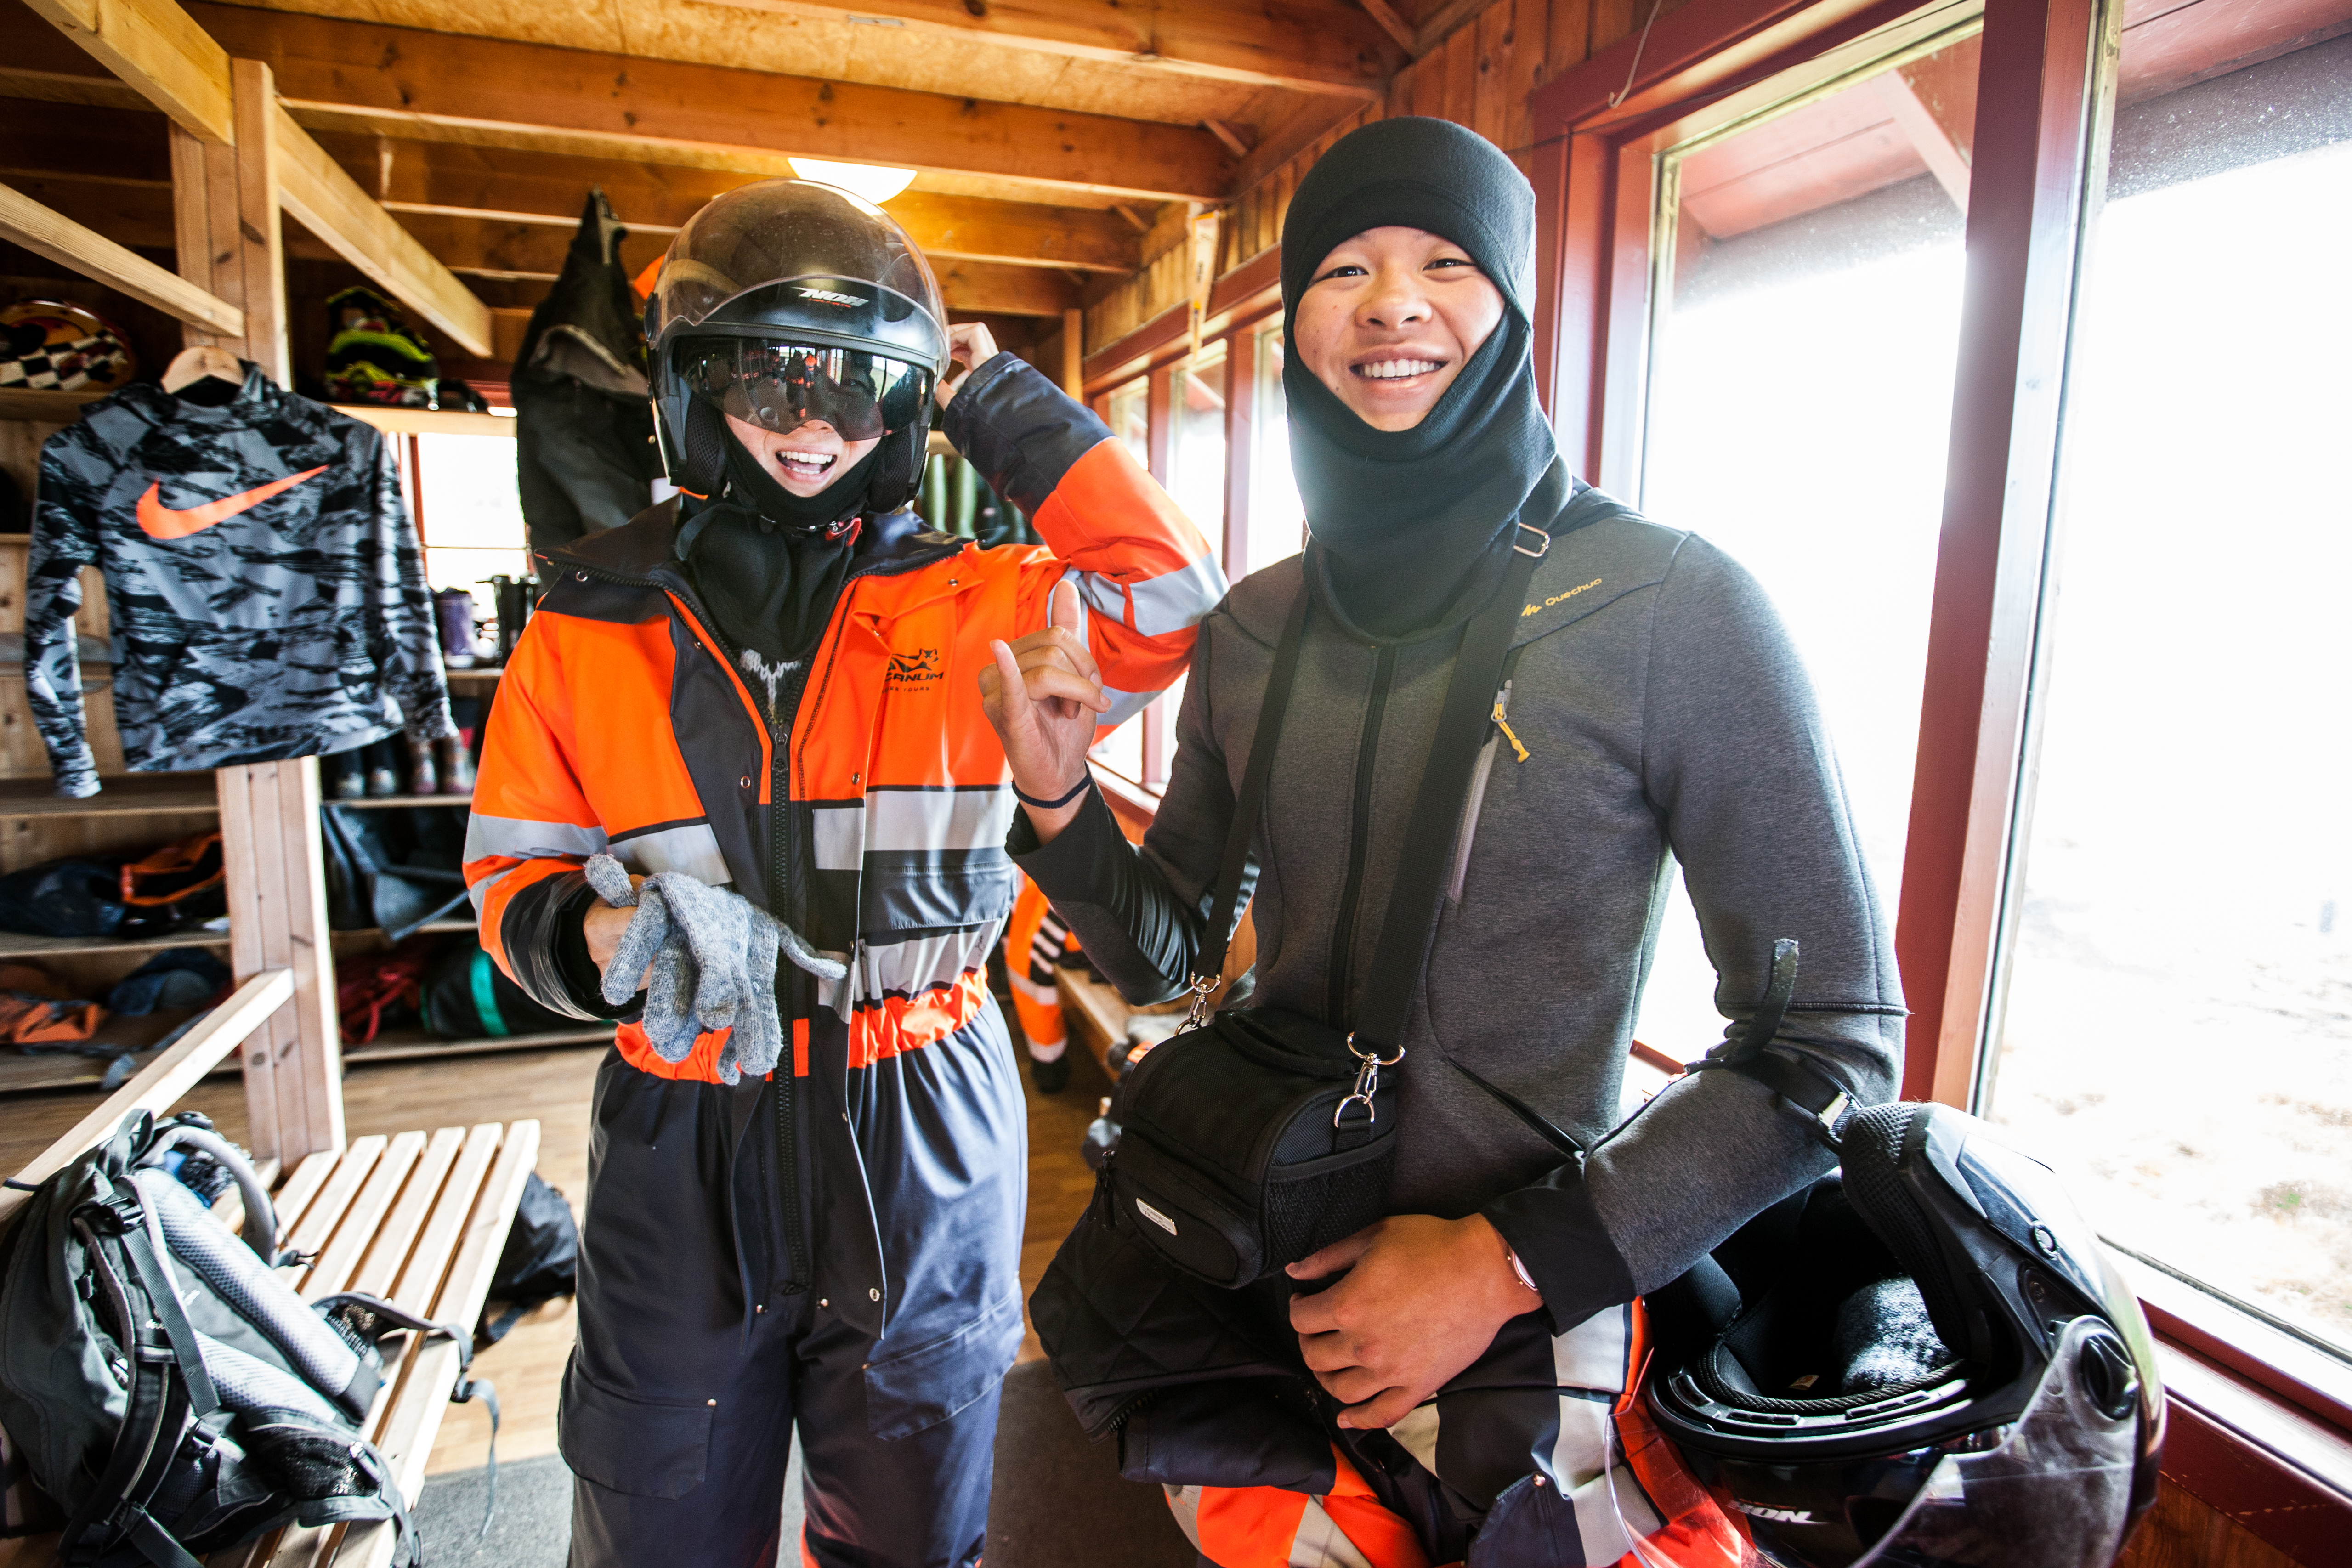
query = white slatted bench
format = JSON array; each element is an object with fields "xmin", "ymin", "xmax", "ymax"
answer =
[{"xmin": 0, "ymin": 971, "xmax": 541, "ymax": 1568}]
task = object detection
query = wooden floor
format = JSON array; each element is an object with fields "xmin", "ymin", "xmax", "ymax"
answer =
[{"xmin": 0, "ymin": 1028, "xmax": 1113, "ymax": 1478}]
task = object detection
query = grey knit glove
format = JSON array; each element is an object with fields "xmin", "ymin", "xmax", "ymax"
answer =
[{"xmin": 583, "ymin": 854, "xmax": 846, "ymax": 1084}]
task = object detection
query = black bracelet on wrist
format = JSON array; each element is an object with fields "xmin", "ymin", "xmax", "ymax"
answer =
[{"xmin": 1012, "ymin": 775, "xmax": 1093, "ymax": 811}]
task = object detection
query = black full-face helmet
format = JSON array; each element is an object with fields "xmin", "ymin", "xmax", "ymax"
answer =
[
  {"xmin": 1641, "ymin": 1101, "xmax": 2164, "ymax": 1568},
  {"xmin": 646, "ymin": 179, "xmax": 948, "ymax": 511}
]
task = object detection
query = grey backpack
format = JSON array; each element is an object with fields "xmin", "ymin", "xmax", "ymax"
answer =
[{"xmin": 0, "ymin": 1111, "xmax": 487, "ymax": 1567}]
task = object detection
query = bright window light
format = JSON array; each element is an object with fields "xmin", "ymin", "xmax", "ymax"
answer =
[{"xmin": 788, "ymin": 159, "xmax": 916, "ymax": 206}]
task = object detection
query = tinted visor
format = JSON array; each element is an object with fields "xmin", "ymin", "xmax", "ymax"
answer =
[{"xmin": 680, "ymin": 340, "xmax": 925, "ymax": 441}]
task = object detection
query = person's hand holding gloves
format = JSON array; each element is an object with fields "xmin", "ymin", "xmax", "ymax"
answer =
[{"xmin": 583, "ymin": 854, "xmax": 847, "ymax": 1085}]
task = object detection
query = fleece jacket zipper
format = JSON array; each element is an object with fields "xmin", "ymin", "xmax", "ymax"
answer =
[{"xmin": 1326, "ymin": 643, "xmax": 1398, "ymax": 1025}]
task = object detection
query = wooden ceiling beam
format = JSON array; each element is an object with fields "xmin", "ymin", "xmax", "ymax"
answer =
[
  {"xmin": 179, "ymin": 3, "xmax": 1234, "ymax": 204},
  {"xmin": 690, "ymin": 0, "xmax": 1393, "ymax": 99},
  {"xmin": 303, "ymin": 133, "xmax": 1143, "ymax": 273},
  {"xmin": 20, "ymin": 0, "xmax": 233, "ymax": 143},
  {"xmin": 11, "ymin": 164, "xmax": 1098, "ymax": 323},
  {"xmin": 0, "ymin": 99, "xmax": 1144, "ymax": 273},
  {"xmin": 301, "ymin": 210, "xmax": 1079, "ymax": 317},
  {"xmin": 273, "ymin": 106, "xmax": 492, "ymax": 357}
]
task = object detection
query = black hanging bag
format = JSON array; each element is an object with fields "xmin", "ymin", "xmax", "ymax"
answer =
[{"xmin": 1093, "ymin": 526, "xmax": 1553, "ymax": 1289}]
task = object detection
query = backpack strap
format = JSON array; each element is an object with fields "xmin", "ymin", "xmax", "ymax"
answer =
[
  {"xmin": 1351, "ymin": 530, "xmax": 1549, "ymax": 1053},
  {"xmin": 314, "ymin": 1292, "xmax": 502, "ymax": 1544},
  {"xmin": 58, "ymin": 1203, "xmax": 211, "ymax": 1568},
  {"xmin": 1179, "ymin": 582, "xmax": 1311, "ymax": 1023}
]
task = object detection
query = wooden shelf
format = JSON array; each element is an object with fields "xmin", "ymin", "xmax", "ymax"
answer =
[
  {"xmin": 340, "ymin": 1025, "xmax": 613, "ymax": 1065},
  {"xmin": 323, "ymin": 793, "xmax": 471, "ymax": 809},
  {"xmin": 0, "ymin": 387, "xmax": 108, "ymax": 422},
  {"xmin": 328, "ymin": 918, "xmax": 476, "ymax": 944},
  {"xmin": 332, "ymin": 404, "xmax": 519, "ymax": 437},
  {"xmin": 0, "ymin": 1008, "xmax": 206, "ymax": 1094},
  {"xmin": 0, "ymin": 776, "xmax": 219, "ymax": 818},
  {"xmin": 442, "ymin": 665, "xmax": 505, "ymax": 681},
  {"xmin": 0, "ymin": 928, "xmax": 232, "ymax": 959}
]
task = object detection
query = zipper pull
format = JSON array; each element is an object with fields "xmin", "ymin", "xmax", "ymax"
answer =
[{"xmin": 1491, "ymin": 685, "xmax": 1531, "ymax": 764}]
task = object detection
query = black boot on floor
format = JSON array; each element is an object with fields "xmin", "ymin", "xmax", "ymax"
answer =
[{"xmin": 1028, "ymin": 1051, "xmax": 1071, "ymax": 1095}]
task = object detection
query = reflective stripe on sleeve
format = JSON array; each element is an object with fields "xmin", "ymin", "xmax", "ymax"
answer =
[
  {"xmin": 1123, "ymin": 552, "xmax": 1229, "ymax": 638},
  {"xmin": 607, "ymin": 819, "xmax": 731, "ymax": 885},
  {"xmin": 463, "ymin": 813, "xmax": 610, "ymax": 865}
]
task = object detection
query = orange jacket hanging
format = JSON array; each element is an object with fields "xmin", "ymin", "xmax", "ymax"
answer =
[{"xmin": 463, "ymin": 353, "xmax": 1224, "ymax": 1355}]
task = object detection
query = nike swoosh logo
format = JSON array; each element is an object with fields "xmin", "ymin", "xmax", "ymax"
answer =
[{"xmin": 136, "ymin": 465, "xmax": 329, "ymax": 540}]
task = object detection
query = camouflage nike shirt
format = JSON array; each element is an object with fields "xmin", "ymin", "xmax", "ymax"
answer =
[{"xmin": 26, "ymin": 363, "xmax": 454, "ymax": 797}]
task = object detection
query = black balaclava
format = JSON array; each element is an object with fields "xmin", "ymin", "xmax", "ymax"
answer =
[
  {"xmin": 1281, "ymin": 116, "xmax": 1566, "ymax": 640},
  {"xmin": 678, "ymin": 430, "xmax": 877, "ymax": 667}
]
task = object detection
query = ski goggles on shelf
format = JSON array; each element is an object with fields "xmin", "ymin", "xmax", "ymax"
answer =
[{"xmin": 677, "ymin": 339, "xmax": 927, "ymax": 441}]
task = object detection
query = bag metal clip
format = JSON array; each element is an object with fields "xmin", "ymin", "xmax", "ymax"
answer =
[
  {"xmin": 1177, "ymin": 972, "xmax": 1219, "ymax": 1033},
  {"xmin": 1335, "ymin": 1032, "xmax": 1406, "ymax": 1128}
]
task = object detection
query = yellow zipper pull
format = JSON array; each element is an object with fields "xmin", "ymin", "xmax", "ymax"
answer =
[{"xmin": 1492, "ymin": 699, "xmax": 1530, "ymax": 763}]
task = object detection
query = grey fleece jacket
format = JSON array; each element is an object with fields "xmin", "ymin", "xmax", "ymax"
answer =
[{"xmin": 1011, "ymin": 494, "xmax": 1905, "ymax": 1329}]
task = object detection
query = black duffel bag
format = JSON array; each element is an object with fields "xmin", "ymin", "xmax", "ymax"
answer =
[{"xmin": 1088, "ymin": 526, "xmax": 1551, "ymax": 1289}]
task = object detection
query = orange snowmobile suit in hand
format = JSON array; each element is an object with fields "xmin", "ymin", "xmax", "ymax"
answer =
[
  {"xmin": 462, "ymin": 351, "xmax": 1223, "ymax": 1355},
  {"xmin": 1163, "ymin": 1300, "xmax": 1751, "ymax": 1568}
]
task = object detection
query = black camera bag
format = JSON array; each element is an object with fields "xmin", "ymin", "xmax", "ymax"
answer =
[{"xmin": 1092, "ymin": 528, "xmax": 1552, "ymax": 1288}]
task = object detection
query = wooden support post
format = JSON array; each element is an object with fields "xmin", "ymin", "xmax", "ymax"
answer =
[
  {"xmin": 219, "ymin": 758, "xmax": 343, "ymax": 1164},
  {"xmin": 1222, "ymin": 326, "xmax": 1254, "ymax": 578},
  {"xmin": 168, "ymin": 60, "xmax": 331, "ymax": 1164},
  {"xmin": 168, "ymin": 58, "xmax": 286, "ymax": 378},
  {"xmin": 1060, "ymin": 307, "xmax": 1084, "ymax": 399}
]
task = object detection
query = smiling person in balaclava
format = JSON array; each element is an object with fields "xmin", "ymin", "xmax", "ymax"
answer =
[
  {"xmin": 466, "ymin": 178, "xmax": 1227, "ymax": 1568},
  {"xmin": 986, "ymin": 119, "xmax": 1903, "ymax": 1564}
]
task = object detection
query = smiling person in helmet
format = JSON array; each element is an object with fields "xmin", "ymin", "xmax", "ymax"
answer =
[{"xmin": 463, "ymin": 179, "xmax": 1225, "ymax": 1568}]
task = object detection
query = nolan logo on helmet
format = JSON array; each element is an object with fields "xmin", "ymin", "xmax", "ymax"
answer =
[{"xmin": 797, "ymin": 288, "xmax": 868, "ymax": 308}]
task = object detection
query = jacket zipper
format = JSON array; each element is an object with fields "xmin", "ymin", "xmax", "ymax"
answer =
[
  {"xmin": 1448, "ymin": 652, "xmax": 1531, "ymax": 906},
  {"xmin": 767, "ymin": 653, "xmax": 814, "ymax": 1296},
  {"xmin": 1326, "ymin": 644, "xmax": 1397, "ymax": 1025}
]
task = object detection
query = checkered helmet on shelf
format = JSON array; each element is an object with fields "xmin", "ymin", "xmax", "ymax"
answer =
[
  {"xmin": 645, "ymin": 179, "xmax": 947, "ymax": 511},
  {"xmin": 1640, "ymin": 1100, "xmax": 2165, "ymax": 1568}
]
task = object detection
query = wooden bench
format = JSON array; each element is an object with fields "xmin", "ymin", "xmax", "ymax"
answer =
[{"xmin": 0, "ymin": 971, "xmax": 542, "ymax": 1568}]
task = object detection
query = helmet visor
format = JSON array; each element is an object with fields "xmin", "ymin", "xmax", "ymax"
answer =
[
  {"xmin": 680, "ymin": 339, "xmax": 925, "ymax": 442},
  {"xmin": 1844, "ymin": 1316, "xmax": 2141, "ymax": 1568}
]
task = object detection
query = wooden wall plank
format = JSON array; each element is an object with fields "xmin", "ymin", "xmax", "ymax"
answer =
[
  {"xmin": 1550, "ymin": 0, "xmax": 1597, "ymax": 79},
  {"xmin": 684, "ymin": 0, "xmax": 1396, "ymax": 99},
  {"xmin": 1473, "ymin": 0, "xmax": 1516, "ymax": 151}
]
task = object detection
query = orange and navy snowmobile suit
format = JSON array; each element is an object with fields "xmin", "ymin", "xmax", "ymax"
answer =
[{"xmin": 463, "ymin": 354, "xmax": 1223, "ymax": 1564}]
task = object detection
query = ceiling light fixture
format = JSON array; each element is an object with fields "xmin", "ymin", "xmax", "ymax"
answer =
[{"xmin": 788, "ymin": 159, "xmax": 917, "ymax": 206}]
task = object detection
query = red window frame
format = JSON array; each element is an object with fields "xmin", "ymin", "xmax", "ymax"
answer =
[
  {"xmin": 1080, "ymin": 252, "xmax": 1285, "ymax": 790},
  {"xmin": 1527, "ymin": 0, "xmax": 2352, "ymax": 1550}
]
